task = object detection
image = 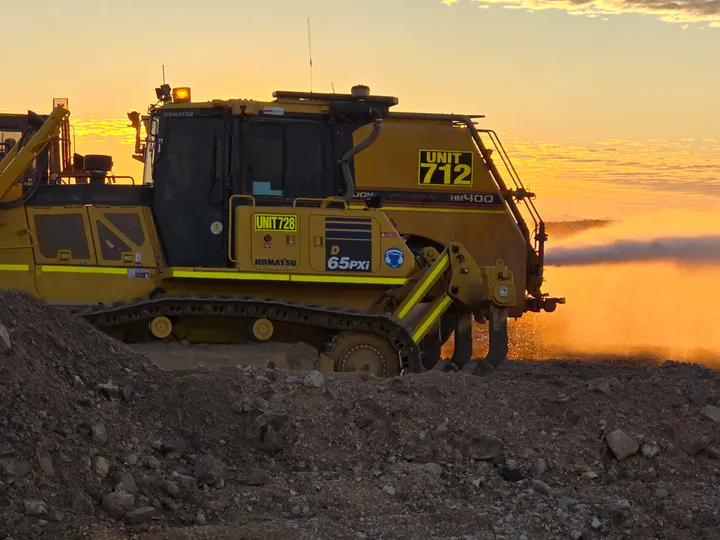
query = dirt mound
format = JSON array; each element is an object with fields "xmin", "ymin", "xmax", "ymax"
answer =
[
  {"xmin": 0, "ymin": 290, "xmax": 162, "ymax": 538},
  {"xmin": 1, "ymin": 289, "xmax": 720, "ymax": 540}
]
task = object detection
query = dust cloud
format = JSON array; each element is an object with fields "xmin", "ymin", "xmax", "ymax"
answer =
[
  {"xmin": 545, "ymin": 235, "xmax": 720, "ymax": 266},
  {"xmin": 527, "ymin": 207, "xmax": 720, "ymax": 363}
]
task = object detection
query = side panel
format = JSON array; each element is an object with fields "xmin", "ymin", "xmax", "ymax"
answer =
[
  {"xmin": 351, "ymin": 120, "xmax": 528, "ymax": 316},
  {"xmin": 231, "ymin": 206, "xmax": 413, "ymax": 281},
  {"xmin": 26, "ymin": 205, "xmax": 157, "ymax": 305}
]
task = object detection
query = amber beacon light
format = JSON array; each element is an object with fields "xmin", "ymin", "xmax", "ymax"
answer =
[{"xmin": 172, "ymin": 87, "xmax": 191, "ymax": 103}]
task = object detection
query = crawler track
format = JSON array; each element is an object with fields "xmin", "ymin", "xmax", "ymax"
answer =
[{"xmin": 71, "ymin": 292, "xmax": 422, "ymax": 373}]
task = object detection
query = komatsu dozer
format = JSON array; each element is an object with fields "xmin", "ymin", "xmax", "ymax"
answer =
[
  {"xmin": 126, "ymin": 82, "xmax": 564, "ymax": 365},
  {"xmin": 0, "ymin": 102, "xmax": 519, "ymax": 376}
]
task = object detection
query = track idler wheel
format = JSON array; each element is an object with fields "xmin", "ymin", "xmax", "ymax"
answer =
[
  {"xmin": 432, "ymin": 306, "xmax": 509, "ymax": 376},
  {"xmin": 325, "ymin": 332, "xmax": 401, "ymax": 378}
]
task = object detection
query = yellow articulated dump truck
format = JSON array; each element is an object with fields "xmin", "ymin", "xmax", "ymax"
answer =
[{"xmin": 0, "ymin": 83, "xmax": 563, "ymax": 377}]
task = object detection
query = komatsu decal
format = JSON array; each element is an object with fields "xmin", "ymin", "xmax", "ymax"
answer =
[{"xmin": 254, "ymin": 258, "xmax": 297, "ymax": 267}]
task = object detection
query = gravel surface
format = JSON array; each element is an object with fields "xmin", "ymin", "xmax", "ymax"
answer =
[{"xmin": 1, "ymin": 289, "xmax": 719, "ymax": 540}]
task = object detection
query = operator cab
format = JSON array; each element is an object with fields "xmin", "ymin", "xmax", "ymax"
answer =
[{"xmin": 141, "ymin": 84, "xmax": 398, "ymax": 267}]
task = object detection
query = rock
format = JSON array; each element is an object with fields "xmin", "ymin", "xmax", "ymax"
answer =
[
  {"xmin": 680, "ymin": 437, "xmax": 709, "ymax": 456},
  {"xmin": 243, "ymin": 407, "xmax": 291, "ymax": 452},
  {"xmin": 161, "ymin": 479, "xmax": 180, "ymax": 498},
  {"xmin": 95, "ymin": 381, "xmax": 121, "ymax": 399},
  {"xmin": 532, "ymin": 458, "xmax": 546, "ymax": 476},
  {"xmin": 194, "ymin": 455, "xmax": 228, "ymax": 486},
  {"xmin": 160, "ymin": 436, "xmax": 187, "ymax": 455},
  {"xmin": 303, "ymin": 371, "xmax": 325, "ymax": 388},
  {"xmin": 91, "ymin": 423, "xmax": 109, "ymax": 445},
  {"xmin": 638, "ymin": 379, "xmax": 654, "ymax": 394},
  {"xmin": 116, "ymin": 473, "xmax": 138, "ymax": 495},
  {"xmin": 36, "ymin": 453, "xmax": 54, "ymax": 477},
  {"xmin": 641, "ymin": 443, "xmax": 661, "ymax": 458},
  {"xmin": 689, "ymin": 391, "xmax": 707, "ymax": 407},
  {"xmin": 172, "ymin": 472, "xmax": 197, "ymax": 489},
  {"xmin": 47, "ymin": 509, "xmax": 64, "ymax": 522},
  {"xmin": 655, "ymin": 488, "xmax": 668, "ymax": 499},
  {"xmin": 606, "ymin": 429, "xmax": 639, "ymax": 461},
  {"xmin": 195, "ymin": 510, "xmax": 207, "ymax": 525},
  {"xmin": 124, "ymin": 506, "xmax": 155, "ymax": 525},
  {"xmin": 389, "ymin": 377, "xmax": 410, "ymax": 394},
  {"xmin": 581, "ymin": 471, "xmax": 598, "ymax": 480},
  {"xmin": 23, "ymin": 499, "xmax": 47, "ymax": 517},
  {"xmin": 432, "ymin": 418, "xmax": 450, "ymax": 437},
  {"xmin": 500, "ymin": 466, "xmax": 525, "ymax": 482},
  {"xmin": 0, "ymin": 443, "xmax": 14, "ymax": 459},
  {"xmin": 0, "ymin": 323, "xmax": 11, "ymax": 353},
  {"xmin": 463, "ymin": 433, "xmax": 505, "ymax": 461},
  {"xmin": 382, "ymin": 485, "xmax": 396, "ymax": 495},
  {"xmin": 72, "ymin": 490, "xmax": 95, "ymax": 515},
  {"xmin": 607, "ymin": 499, "xmax": 632, "ymax": 524},
  {"xmin": 146, "ymin": 456, "xmax": 161, "ymax": 469},
  {"xmin": 101, "ymin": 490, "xmax": 135, "ymax": 519},
  {"xmin": 591, "ymin": 517, "xmax": 602, "ymax": 529},
  {"xmin": 239, "ymin": 467, "xmax": 269, "ymax": 486},
  {"xmin": 588, "ymin": 377, "xmax": 611, "ymax": 395},
  {"xmin": 92, "ymin": 456, "xmax": 110, "ymax": 479},
  {"xmin": 701, "ymin": 405, "xmax": 720, "ymax": 423},
  {"xmin": 532, "ymin": 480, "xmax": 552, "ymax": 496},
  {"xmin": 570, "ymin": 531, "xmax": 582, "ymax": 540},
  {"xmin": 424, "ymin": 463, "xmax": 443, "ymax": 476},
  {"xmin": 3, "ymin": 458, "xmax": 31, "ymax": 478}
]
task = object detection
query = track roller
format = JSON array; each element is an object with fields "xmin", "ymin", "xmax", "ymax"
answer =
[
  {"xmin": 250, "ymin": 318, "xmax": 274, "ymax": 342},
  {"xmin": 149, "ymin": 316, "xmax": 172, "ymax": 339}
]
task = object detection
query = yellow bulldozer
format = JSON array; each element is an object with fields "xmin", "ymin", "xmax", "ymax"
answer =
[{"xmin": 0, "ymin": 83, "xmax": 563, "ymax": 376}]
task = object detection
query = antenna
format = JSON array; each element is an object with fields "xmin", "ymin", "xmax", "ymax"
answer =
[
  {"xmin": 307, "ymin": 18, "xmax": 313, "ymax": 93},
  {"xmin": 331, "ymin": 82, "xmax": 336, "ymax": 93},
  {"xmin": 162, "ymin": 64, "xmax": 166, "ymax": 85}
]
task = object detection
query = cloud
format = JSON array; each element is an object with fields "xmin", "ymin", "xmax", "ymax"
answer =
[
  {"xmin": 451, "ymin": 0, "xmax": 720, "ymax": 26},
  {"xmin": 72, "ymin": 118, "xmax": 135, "ymax": 145}
]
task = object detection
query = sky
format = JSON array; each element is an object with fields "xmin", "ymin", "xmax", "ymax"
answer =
[{"xmin": 1, "ymin": 0, "xmax": 719, "ymax": 220}]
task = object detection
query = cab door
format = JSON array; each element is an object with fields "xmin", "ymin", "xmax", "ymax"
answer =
[{"xmin": 152, "ymin": 108, "xmax": 231, "ymax": 268}]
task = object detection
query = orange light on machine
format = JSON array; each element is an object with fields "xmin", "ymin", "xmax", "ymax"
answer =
[
  {"xmin": 53, "ymin": 98, "xmax": 69, "ymax": 109},
  {"xmin": 172, "ymin": 87, "xmax": 191, "ymax": 103}
]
